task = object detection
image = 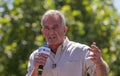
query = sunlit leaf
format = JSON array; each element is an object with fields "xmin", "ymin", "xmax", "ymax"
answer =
[{"xmin": 72, "ymin": 10, "xmax": 81, "ymax": 17}]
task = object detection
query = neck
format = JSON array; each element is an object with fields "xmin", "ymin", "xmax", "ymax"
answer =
[
  {"xmin": 48, "ymin": 37, "xmax": 66, "ymax": 54},
  {"xmin": 49, "ymin": 42, "xmax": 62, "ymax": 54}
]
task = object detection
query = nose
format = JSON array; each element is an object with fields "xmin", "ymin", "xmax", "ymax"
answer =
[{"xmin": 49, "ymin": 29, "xmax": 55, "ymax": 34}]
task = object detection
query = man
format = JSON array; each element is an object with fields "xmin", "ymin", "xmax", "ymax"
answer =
[{"xmin": 26, "ymin": 10, "xmax": 109, "ymax": 76}]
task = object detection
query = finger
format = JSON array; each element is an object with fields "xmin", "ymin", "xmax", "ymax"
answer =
[
  {"xmin": 89, "ymin": 54, "xmax": 101, "ymax": 61},
  {"xmin": 91, "ymin": 43, "xmax": 101, "ymax": 54},
  {"xmin": 91, "ymin": 42, "xmax": 100, "ymax": 52},
  {"xmin": 92, "ymin": 42, "xmax": 96, "ymax": 45},
  {"xmin": 91, "ymin": 45, "xmax": 99, "ymax": 51},
  {"xmin": 90, "ymin": 57, "xmax": 98, "ymax": 63},
  {"xmin": 35, "ymin": 61, "xmax": 45, "ymax": 66},
  {"xmin": 34, "ymin": 57, "xmax": 46, "ymax": 66},
  {"xmin": 38, "ymin": 53, "xmax": 49, "ymax": 58},
  {"xmin": 89, "ymin": 54, "xmax": 96, "ymax": 58},
  {"xmin": 34, "ymin": 55, "xmax": 47, "ymax": 66},
  {"xmin": 88, "ymin": 48, "xmax": 93, "ymax": 52},
  {"xmin": 88, "ymin": 48, "xmax": 101, "ymax": 58},
  {"xmin": 38, "ymin": 55, "xmax": 48, "ymax": 62},
  {"xmin": 88, "ymin": 48, "xmax": 96, "ymax": 54}
]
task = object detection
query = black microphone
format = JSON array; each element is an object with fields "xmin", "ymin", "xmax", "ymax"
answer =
[{"xmin": 38, "ymin": 43, "xmax": 50, "ymax": 76}]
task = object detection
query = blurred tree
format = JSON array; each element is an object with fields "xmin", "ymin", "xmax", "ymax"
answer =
[{"xmin": 0, "ymin": 0, "xmax": 119, "ymax": 76}]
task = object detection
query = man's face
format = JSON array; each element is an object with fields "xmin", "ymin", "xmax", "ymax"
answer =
[{"xmin": 41, "ymin": 15, "xmax": 67, "ymax": 46}]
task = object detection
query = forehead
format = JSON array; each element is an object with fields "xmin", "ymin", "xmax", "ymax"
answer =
[{"xmin": 42, "ymin": 15, "xmax": 62, "ymax": 26}]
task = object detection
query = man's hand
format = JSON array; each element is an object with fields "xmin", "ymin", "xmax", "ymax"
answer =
[
  {"xmin": 34, "ymin": 53, "xmax": 48, "ymax": 67},
  {"xmin": 30, "ymin": 53, "xmax": 48, "ymax": 76},
  {"xmin": 88, "ymin": 42, "xmax": 109, "ymax": 76},
  {"xmin": 88, "ymin": 42, "xmax": 103, "ymax": 65}
]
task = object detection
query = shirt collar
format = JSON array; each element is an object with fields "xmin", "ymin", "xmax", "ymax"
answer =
[
  {"xmin": 50, "ymin": 37, "xmax": 70, "ymax": 55},
  {"xmin": 62, "ymin": 37, "xmax": 69, "ymax": 49}
]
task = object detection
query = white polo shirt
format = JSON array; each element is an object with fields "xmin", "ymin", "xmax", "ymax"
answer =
[{"xmin": 26, "ymin": 38, "xmax": 96, "ymax": 76}]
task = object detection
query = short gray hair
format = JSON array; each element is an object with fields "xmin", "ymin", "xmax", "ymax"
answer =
[{"xmin": 41, "ymin": 10, "xmax": 66, "ymax": 27}]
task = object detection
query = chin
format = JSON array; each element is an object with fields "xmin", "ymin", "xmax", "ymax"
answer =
[
  {"xmin": 48, "ymin": 42, "xmax": 57, "ymax": 45},
  {"xmin": 47, "ymin": 41, "xmax": 58, "ymax": 45}
]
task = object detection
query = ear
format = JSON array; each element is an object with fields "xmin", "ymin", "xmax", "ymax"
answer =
[
  {"xmin": 41, "ymin": 28, "xmax": 46, "ymax": 38},
  {"xmin": 64, "ymin": 26, "xmax": 68, "ymax": 34}
]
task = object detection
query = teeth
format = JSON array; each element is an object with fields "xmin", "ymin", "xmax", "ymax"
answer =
[
  {"xmin": 49, "ymin": 36, "xmax": 55, "ymax": 39},
  {"xmin": 49, "ymin": 37, "xmax": 55, "ymax": 40}
]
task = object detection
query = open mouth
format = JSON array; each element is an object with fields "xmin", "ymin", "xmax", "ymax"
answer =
[{"xmin": 48, "ymin": 36, "xmax": 57, "ymax": 41}]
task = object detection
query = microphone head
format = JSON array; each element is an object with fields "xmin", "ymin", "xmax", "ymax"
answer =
[{"xmin": 38, "ymin": 43, "xmax": 51, "ymax": 55}]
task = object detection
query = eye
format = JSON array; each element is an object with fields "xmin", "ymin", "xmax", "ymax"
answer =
[
  {"xmin": 43, "ymin": 26, "xmax": 49, "ymax": 30},
  {"xmin": 53, "ymin": 24, "xmax": 59, "ymax": 29},
  {"xmin": 53, "ymin": 26, "xmax": 57, "ymax": 29}
]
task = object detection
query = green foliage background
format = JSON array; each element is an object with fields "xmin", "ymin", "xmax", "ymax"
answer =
[{"xmin": 0, "ymin": 0, "xmax": 120, "ymax": 76}]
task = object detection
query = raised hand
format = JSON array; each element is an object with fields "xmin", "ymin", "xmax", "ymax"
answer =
[{"xmin": 88, "ymin": 42, "xmax": 103, "ymax": 65}]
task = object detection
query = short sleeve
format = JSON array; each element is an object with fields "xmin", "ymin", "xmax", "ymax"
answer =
[
  {"xmin": 26, "ymin": 50, "xmax": 38, "ymax": 76},
  {"xmin": 84, "ymin": 50, "xmax": 96, "ymax": 76}
]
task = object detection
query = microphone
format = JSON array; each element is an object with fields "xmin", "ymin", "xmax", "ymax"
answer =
[{"xmin": 37, "ymin": 43, "xmax": 50, "ymax": 76}]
